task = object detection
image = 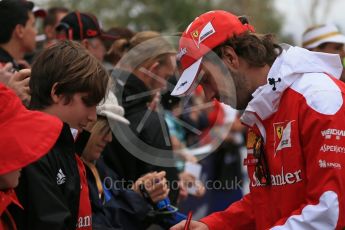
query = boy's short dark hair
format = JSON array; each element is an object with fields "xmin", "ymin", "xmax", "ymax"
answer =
[
  {"xmin": 0, "ymin": 0, "xmax": 34, "ymax": 44},
  {"xmin": 29, "ymin": 40, "xmax": 109, "ymax": 110}
]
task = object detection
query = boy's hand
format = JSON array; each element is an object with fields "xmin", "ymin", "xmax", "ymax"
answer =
[
  {"xmin": 8, "ymin": 69, "xmax": 31, "ymax": 106},
  {"xmin": 132, "ymin": 171, "xmax": 170, "ymax": 203},
  {"xmin": 0, "ymin": 62, "xmax": 14, "ymax": 85}
]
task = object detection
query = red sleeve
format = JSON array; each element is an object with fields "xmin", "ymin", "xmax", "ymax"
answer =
[{"xmin": 200, "ymin": 194, "xmax": 255, "ymax": 230}]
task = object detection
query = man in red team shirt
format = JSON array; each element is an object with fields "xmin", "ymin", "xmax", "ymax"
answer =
[{"xmin": 171, "ymin": 10, "xmax": 345, "ymax": 230}]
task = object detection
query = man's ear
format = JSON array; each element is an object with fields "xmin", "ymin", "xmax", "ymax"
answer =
[
  {"xmin": 147, "ymin": 61, "xmax": 160, "ymax": 73},
  {"xmin": 142, "ymin": 61, "xmax": 160, "ymax": 85},
  {"xmin": 13, "ymin": 24, "xmax": 25, "ymax": 39},
  {"xmin": 51, "ymin": 82, "xmax": 63, "ymax": 104},
  {"xmin": 221, "ymin": 46, "xmax": 240, "ymax": 70}
]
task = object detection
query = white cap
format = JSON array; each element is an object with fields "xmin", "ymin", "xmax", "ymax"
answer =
[
  {"xmin": 171, "ymin": 58, "xmax": 202, "ymax": 96},
  {"xmin": 302, "ymin": 24, "xmax": 345, "ymax": 49},
  {"xmin": 96, "ymin": 91, "xmax": 130, "ymax": 125}
]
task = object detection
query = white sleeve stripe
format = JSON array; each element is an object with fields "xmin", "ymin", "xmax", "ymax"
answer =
[{"xmin": 271, "ymin": 191, "xmax": 339, "ymax": 230}]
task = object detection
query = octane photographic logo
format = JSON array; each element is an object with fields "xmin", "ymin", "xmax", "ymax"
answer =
[{"xmin": 107, "ymin": 35, "xmax": 237, "ymax": 167}]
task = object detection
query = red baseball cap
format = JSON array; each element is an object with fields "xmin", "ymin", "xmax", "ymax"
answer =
[
  {"xmin": 171, "ymin": 10, "xmax": 254, "ymax": 96},
  {"xmin": 0, "ymin": 84, "xmax": 62, "ymax": 175}
]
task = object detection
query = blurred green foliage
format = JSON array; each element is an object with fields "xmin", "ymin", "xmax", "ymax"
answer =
[{"xmin": 43, "ymin": 0, "xmax": 287, "ymax": 40}]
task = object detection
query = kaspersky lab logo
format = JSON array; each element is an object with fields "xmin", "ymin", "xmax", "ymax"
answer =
[{"xmin": 107, "ymin": 35, "xmax": 237, "ymax": 167}]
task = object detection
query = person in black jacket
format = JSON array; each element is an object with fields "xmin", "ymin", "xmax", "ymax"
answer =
[
  {"xmin": 103, "ymin": 31, "xmax": 181, "ymax": 204},
  {"xmin": 78, "ymin": 91, "xmax": 170, "ymax": 229},
  {"xmin": 9, "ymin": 40, "xmax": 109, "ymax": 230}
]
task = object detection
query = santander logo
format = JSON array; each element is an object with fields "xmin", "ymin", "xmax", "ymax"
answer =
[{"xmin": 251, "ymin": 167, "xmax": 302, "ymax": 187}]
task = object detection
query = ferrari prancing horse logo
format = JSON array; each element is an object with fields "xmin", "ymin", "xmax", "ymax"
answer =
[
  {"xmin": 192, "ymin": 31, "xmax": 199, "ymax": 38},
  {"xmin": 273, "ymin": 120, "xmax": 295, "ymax": 155},
  {"xmin": 276, "ymin": 126, "xmax": 283, "ymax": 140}
]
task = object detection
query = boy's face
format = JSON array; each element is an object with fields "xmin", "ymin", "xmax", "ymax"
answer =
[
  {"xmin": 0, "ymin": 170, "xmax": 21, "ymax": 189},
  {"xmin": 55, "ymin": 93, "xmax": 97, "ymax": 131},
  {"xmin": 22, "ymin": 12, "xmax": 37, "ymax": 53}
]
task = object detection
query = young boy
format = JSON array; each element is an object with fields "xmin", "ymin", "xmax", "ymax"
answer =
[
  {"xmin": 0, "ymin": 83, "xmax": 62, "ymax": 229},
  {"xmin": 10, "ymin": 40, "xmax": 109, "ymax": 229}
]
